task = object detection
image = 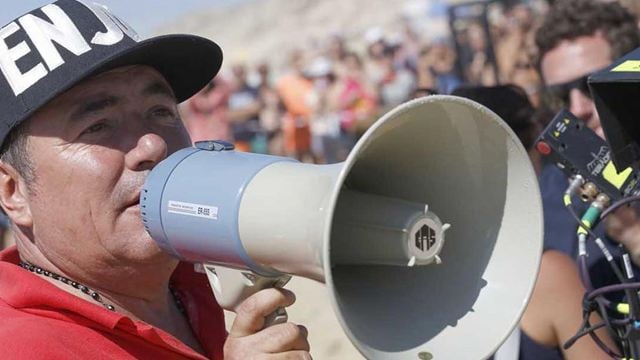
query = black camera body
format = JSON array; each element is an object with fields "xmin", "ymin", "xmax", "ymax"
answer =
[{"xmin": 537, "ymin": 109, "xmax": 640, "ymax": 202}]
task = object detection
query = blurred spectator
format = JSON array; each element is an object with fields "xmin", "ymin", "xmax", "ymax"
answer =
[
  {"xmin": 465, "ymin": 22, "xmax": 497, "ymax": 86},
  {"xmin": 181, "ymin": 76, "xmax": 232, "ymax": 143},
  {"xmin": 305, "ymin": 57, "xmax": 342, "ymax": 163},
  {"xmin": 364, "ymin": 27, "xmax": 388, "ymax": 88},
  {"xmin": 509, "ymin": 51, "xmax": 542, "ymax": 107},
  {"xmin": 391, "ymin": 18, "xmax": 421, "ymax": 73},
  {"xmin": 495, "ymin": 4, "xmax": 535, "ymax": 79},
  {"xmin": 326, "ymin": 34, "xmax": 348, "ymax": 77},
  {"xmin": 417, "ymin": 41, "xmax": 461, "ymax": 95},
  {"xmin": 494, "ymin": 4, "xmax": 541, "ymax": 106},
  {"xmin": 256, "ymin": 63, "xmax": 284, "ymax": 156},
  {"xmin": 228, "ymin": 64, "xmax": 264, "ymax": 153},
  {"xmin": 378, "ymin": 45, "xmax": 415, "ymax": 108},
  {"xmin": 276, "ymin": 50, "xmax": 314, "ymax": 161},
  {"xmin": 336, "ymin": 53, "xmax": 378, "ymax": 137}
]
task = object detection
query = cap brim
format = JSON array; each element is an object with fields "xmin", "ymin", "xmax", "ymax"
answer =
[{"xmin": 93, "ymin": 34, "xmax": 223, "ymax": 103}]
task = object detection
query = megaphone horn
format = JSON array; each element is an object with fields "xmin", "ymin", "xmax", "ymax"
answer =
[{"xmin": 142, "ymin": 95, "xmax": 543, "ymax": 359}]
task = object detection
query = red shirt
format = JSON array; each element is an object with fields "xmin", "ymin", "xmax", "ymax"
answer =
[{"xmin": 0, "ymin": 246, "xmax": 227, "ymax": 359}]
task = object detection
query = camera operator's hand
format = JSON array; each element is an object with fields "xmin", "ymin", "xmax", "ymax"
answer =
[
  {"xmin": 223, "ymin": 288, "xmax": 311, "ymax": 360},
  {"xmin": 606, "ymin": 206, "xmax": 640, "ymax": 266}
]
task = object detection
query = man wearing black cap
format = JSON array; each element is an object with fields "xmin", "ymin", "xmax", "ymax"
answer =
[{"xmin": 0, "ymin": 1, "xmax": 310, "ymax": 359}]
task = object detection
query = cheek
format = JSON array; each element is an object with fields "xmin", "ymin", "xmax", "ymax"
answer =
[{"xmin": 32, "ymin": 146, "xmax": 124, "ymax": 215}]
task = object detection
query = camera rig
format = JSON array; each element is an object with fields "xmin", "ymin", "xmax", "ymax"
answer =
[{"xmin": 534, "ymin": 47, "xmax": 640, "ymax": 359}]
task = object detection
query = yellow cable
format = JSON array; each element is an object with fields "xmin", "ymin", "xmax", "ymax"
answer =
[
  {"xmin": 618, "ymin": 303, "xmax": 630, "ymax": 315},
  {"xmin": 577, "ymin": 219, "xmax": 592, "ymax": 235}
]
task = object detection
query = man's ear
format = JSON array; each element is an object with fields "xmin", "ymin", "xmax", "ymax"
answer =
[{"xmin": 0, "ymin": 161, "xmax": 32, "ymax": 227}]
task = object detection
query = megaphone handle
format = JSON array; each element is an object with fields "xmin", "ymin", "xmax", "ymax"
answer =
[{"xmin": 203, "ymin": 264, "xmax": 291, "ymax": 328}]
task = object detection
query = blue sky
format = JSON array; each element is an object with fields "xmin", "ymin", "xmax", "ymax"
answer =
[{"xmin": 1, "ymin": 0, "xmax": 248, "ymax": 36}]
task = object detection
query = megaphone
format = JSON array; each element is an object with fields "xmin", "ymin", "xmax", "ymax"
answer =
[{"xmin": 141, "ymin": 96, "xmax": 542, "ymax": 359}]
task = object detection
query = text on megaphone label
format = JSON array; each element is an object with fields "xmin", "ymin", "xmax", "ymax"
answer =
[{"xmin": 167, "ymin": 200, "xmax": 219, "ymax": 220}]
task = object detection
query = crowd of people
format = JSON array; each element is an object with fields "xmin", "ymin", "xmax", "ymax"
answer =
[{"xmin": 181, "ymin": 1, "xmax": 547, "ymax": 164}]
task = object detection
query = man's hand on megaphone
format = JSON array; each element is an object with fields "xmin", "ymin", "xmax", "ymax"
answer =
[{"xmin": 223, "ymin": 288, "xmax": 311, "ymax": 359}]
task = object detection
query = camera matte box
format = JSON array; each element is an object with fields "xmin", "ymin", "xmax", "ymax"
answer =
[{"xmin": 589, "ymin": 47, "xmax": 640, "ymax": 170}]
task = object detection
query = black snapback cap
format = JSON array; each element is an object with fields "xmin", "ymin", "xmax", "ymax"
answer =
[{"xmin": 0, "ymin": 0, "xmax": 223, "ymax": 147}]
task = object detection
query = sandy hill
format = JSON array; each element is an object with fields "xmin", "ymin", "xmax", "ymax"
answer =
[{"xmin": 156, "ymin": 0, "xmax": 452, "ymax": 72}]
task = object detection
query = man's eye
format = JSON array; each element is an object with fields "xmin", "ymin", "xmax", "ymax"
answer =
[
  {"xmin": 151, "ymin": 108, "xmax": 175, "ymax": 118},
  {"xmin": 82, "ymin": 122, "xmax": 108, "ymax": 135},
  {"xmin": 150, "ymin": 107, "xmax": 181, "ymax": 127}
]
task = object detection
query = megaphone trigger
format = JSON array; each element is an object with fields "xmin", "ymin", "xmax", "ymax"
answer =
[
  {"xmin": 204, "ymin": 264, "xmax": 292, "ymax": 328},
  {"xmin": 262, "ymin": 275, "xmax": 292, "ymax": 327}
]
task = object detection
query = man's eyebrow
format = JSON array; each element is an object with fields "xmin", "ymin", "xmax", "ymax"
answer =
[
  {"xmin": 142, "ymin": 81, "xmax": 176, "ymax": 100},
  {"xmin": 66, "ymin": 81, "xmax": 175, "ymax": 123},
  {"xmin": 69, "ymin": 96, "xmax": 120, "ymax": 122}
]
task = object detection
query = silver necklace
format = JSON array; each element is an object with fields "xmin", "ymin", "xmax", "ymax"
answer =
[
  {"xmin": 19, "ymin": 261, "xmax": 116, "ymax": 311},
  {"xmin": 18, "ymin": 261, "xmax": 187, "ymax": 315}
]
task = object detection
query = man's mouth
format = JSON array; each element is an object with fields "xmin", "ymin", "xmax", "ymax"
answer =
[{"xmin": 124, "ymin": 193, "xmax": 141, "ymax": 210}]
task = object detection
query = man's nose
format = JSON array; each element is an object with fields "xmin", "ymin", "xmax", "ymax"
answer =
[
  {"xmin": 568, "ymin": 88, "xmax": 604, "ymax": 139},
  {"xmin": 124, "ymin": 133, "xmax": 168, "ymax": 171},
  {"xmin": 568, "ymin": 88, "xmax": 594, "ymax": 122}
]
